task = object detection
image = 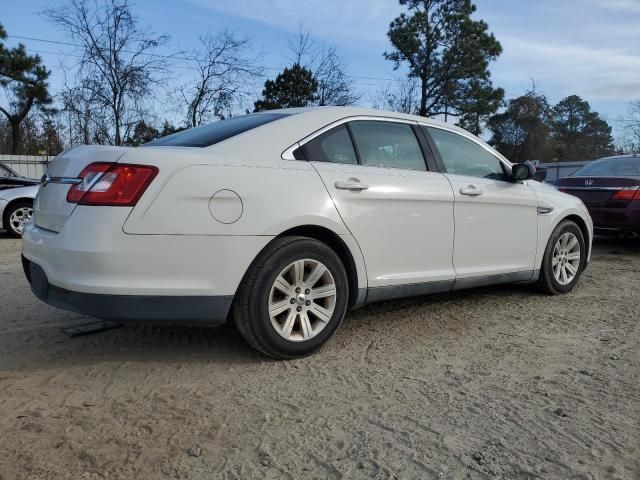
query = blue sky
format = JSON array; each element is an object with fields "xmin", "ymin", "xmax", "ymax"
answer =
[{"xmin": 2, "ymin": 0, "xmax": 639, "ymax": 139}]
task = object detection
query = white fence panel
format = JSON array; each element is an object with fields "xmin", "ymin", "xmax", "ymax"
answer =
[{"xmin": 0, "ymin": 154, "xmax": 53, "ymax": 179}]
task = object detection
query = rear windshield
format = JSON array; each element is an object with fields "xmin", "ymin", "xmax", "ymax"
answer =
[
  {"xmin": 144, "ymin": 112, "xmax": 292, "ymax": 148},
  {"xmin": 572, "ymin": 156, "xmax": 640, "ymax": 177}
]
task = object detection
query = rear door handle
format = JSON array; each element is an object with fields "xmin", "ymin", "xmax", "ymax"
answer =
[
  {"xmin": 335, "ymin": 178, "xmax": 369, "ymax": 191},
  {"xmin": 459, "ymin": 186, "xmax": 483, "ymax": 196}
]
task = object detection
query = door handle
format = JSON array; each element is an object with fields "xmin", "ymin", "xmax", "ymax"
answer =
[
  {"xmin": 459, "ymin": 185, "xmax": 483, "ymax": 196},
  {"xmin": 335, "ymin": 178, "xmax": 369, "ymax": 191}
]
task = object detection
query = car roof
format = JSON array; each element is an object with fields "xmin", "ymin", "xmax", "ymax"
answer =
[
  {"xmin": 596, "ymin": 154, "xmax": 640, "ymax": 161},
  {"xmin": 260, "ymin": 105, "xmax": 468, "ymax": 132},
  {"xmin": 257, "ymin": 106, "xmax": 509, "ymax": 163},
  {"xmin": 194, "ymin": 106, "xmax": 511, "ymax": 166}
]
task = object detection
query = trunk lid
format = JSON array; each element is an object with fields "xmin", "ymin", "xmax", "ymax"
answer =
[
  {"xmin": 34, "ymin": 145, "xmax": 130, "ymax": 232},
  {"xmin": 557, "ymin": 176, "xmax": 640, "ymax": 207}
]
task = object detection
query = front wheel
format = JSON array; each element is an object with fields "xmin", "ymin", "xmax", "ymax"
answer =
[
  {"xmin": 233, "ymin": 236, "xmax": 349, "ymax": 359},
  {"xmin": 539, "ymin": 220, "xmax": 586, "ymax": 294},
  {"xmin": 4, "ymin": 201, "xmax": 33, "ymax": 238}
]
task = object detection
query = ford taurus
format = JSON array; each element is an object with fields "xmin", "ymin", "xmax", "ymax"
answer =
[{"xmin": 22, "ymin": 107, "xmax": 593, "ymax": 358}]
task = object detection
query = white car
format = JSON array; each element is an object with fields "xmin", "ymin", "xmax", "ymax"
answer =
[
  {"xmin": 1, "ymin": 185, "xmax": 39, "ymax": 237},
  {"xmin": 22, "ymin": 107, "xmax": 593, "ymax": 358}
]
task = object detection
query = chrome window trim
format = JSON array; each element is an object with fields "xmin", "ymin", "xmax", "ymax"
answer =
[
  {"xmin": 282, "ymin": 115, "xmax": 514, "ymax": 178},
  {"xmin": 281, "ymin": 115, "xmax": 421, "ymax": 161},
  {"xmin": 282, "ymin": 143, "xmax": 301, "ymax": 161}
]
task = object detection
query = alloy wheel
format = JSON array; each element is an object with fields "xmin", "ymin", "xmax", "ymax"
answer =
[
  {"xmin": 8, "ymin": 206, "xmax": 33, "ymax": 235},
  {"xmin": 552, "ymin": 232, "xmax": 581, "ymax": 285},
  {"xmin": 268, "ymin": 259, "xmax": 337, "ymax": 342}
]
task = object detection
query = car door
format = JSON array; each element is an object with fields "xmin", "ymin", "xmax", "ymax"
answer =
[
  {"xmin": 303, "ymin": 119, "xmax": 456, "ymax": 301},
  {"xmin": 423, "ymin": 126, "xmax": 538, "ymax": 282}
]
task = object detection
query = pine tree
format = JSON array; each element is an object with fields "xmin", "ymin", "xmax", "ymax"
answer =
[
  {"xmin": 254, "ymin": 64, "xmax": 318, "ymax": 111},
  {"xmin": 384, "ymin": 0, "xmax": 503, "ymax": 124},
  {"xmin": 551, "ymin": 95, "xmax": 614, "ymax": 161},
  {"xmin": 0, "ymin": 23, "xmax": 52, "ymax": 154},
  {"xmin": 487, "ymin": 89, "xmax": 552, "ymax": 162}
]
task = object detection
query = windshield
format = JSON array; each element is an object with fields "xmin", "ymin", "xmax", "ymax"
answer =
[
  {"xmin": 572, "ymin": 156, "xmax": 640, "ymax": 177},
  {"xmin": 0, "ymin": 164, "xmax": 17, "ymax": 177},
  {"xmin": 144, "ymin": 112, "xmax": 293, "ymax": 148}
]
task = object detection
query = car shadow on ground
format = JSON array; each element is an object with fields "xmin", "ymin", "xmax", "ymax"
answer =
[{"xmin": 1, "ymin": 281, "xmax": 545, "ymax": 372}]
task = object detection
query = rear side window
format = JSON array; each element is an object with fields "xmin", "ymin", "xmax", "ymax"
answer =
[
  {"xmin": 350, "ymin": 121, "xmax": 426, "ymax": 171},
  {"xmin": 303, "ymin": 125, "xmax": 358, "ymax": 165},
  {"xmin": 145, "ymin": 112, "xmax": 292, "ymax": 148}
]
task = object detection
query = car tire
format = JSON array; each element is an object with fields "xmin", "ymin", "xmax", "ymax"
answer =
[
  {"xmin": 233, "ymin": 236, "xmax": 349, "ymax": 359},
  {"xmin": 4, "ymin": 200, "xmax": 33, "ymax": 238},
  {"xmin": 539, "ymin": 220, "xmax": 586, "ymax": 295}
]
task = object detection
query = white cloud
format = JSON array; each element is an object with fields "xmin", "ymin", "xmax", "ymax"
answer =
[
  {"xmin": 496, "ymin": 37, "xmax": 640, "ymax": 101},
  {"xmin": 190, "ymin": 0, "xmax": 398, "ymax": 46},
  {"xmin": 192, "ymin": 0, "xmax": 640, "ymax": 103}
]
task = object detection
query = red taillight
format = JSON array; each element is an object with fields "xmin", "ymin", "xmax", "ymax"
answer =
[
  {"xmin": 67, "ymin": 162, "xmax": 158, "ymax": 206},
  {"xmin": 612, "ymin": 187, "xmax": 640, "ymax": 201}
]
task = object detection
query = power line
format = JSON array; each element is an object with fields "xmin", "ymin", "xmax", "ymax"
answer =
[
  {"xmin": 24, "ymin": 47, "xmax": 390, "ymax": 89},
  {"xmin": 7, "ymin": 34, "xmax": 396, "ymax": 83}
]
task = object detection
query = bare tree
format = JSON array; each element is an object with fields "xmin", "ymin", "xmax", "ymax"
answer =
[
  {"xmin": 288, "ymin": 29, "xmax": 359, "ymax": 107},
  {"xmin": 60, "ymin": 80, "xmax": 110, "ymax": 145},
  {"xmin": 45, "ymin": 0, "xmax": 169, "ymax": 146},
  {"xmin": 176, "ymin": 32, "xmax": 262, "ymax": 127},
  {"xmin": 371, "ymin": 78, "xmax": 420, "ymax": 114},
  {"xmin": 620, "ymin": 100, "xmax": 640, "ymax": 153}
]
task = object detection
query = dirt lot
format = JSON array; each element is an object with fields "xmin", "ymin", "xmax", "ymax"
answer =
[{"xmin": 0, "ymin": 235, "xmax": 638, "ymax": 480}]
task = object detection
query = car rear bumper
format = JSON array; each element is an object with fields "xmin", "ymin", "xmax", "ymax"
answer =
[
  {"xmin": 21, "ymin": 207, "xmax": 273, "ymax": 324},
  {"xmin": 23, "ymin": 208, "xmax": 272, "ymax": 295},
  {"xmin": 587, "ymin": 204, "xmax": 640, "ymax": 234},
  {"xmin": 23, "ymin": 255, "xmax": 233, "ymax": 324}
]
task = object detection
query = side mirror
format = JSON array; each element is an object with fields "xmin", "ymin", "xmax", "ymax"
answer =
[{"xmin": 511, "ymin": 163, "xmax": 534, "ymax": 182}]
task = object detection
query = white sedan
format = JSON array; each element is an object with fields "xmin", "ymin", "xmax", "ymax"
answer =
[
  {"xmin": 1, "ymin": 185, "xmax": 38, "ymax": 237},
  {"xmin": 22, "ymin": 107, "xmax": 592, "ymax": 358}
]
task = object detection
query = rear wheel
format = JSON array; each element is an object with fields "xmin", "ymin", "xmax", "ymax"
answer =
[
  {"xmin": 233, "ymin": 236, "xmax": 349, "ymax": 359},
  {"xmin": 539, "ymin": 220, "xmax": 586, "ymax": 294},
  {"xmin": 4, "ymin": 201, "xmax": 33, "ymax": 238}
]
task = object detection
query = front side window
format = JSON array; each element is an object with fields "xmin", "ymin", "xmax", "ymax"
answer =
[
  {"xmin": 426, "ymin": 127, "xmax": 505, "ymax": 180},
  {"xmin": 350, "ymin": 121, "xmax": 426, "ymax": 171},
  {"xmin": 302, "ymin": 125, "xmax": 358, "ymax": 165}
]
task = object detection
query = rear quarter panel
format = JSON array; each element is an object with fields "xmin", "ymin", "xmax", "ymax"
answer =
[
  {"xmin": 122, "ymin": 150, "xmax": 348, "ymax": 237},
  {"xmin": 120, "ymin": 147, "xmax": 368, "ymax": 291}
]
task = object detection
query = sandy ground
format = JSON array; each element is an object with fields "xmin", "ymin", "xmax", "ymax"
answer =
[{"xmin": 0, "ymin": 234, "xmax": 638, "ymax": 480}]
